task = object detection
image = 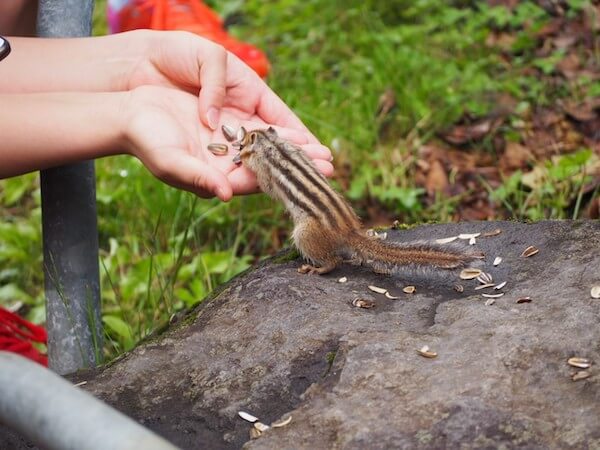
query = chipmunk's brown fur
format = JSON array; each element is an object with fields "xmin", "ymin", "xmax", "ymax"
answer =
[{"xmin": 234, "ymin": 127, "xmax": 481, "ymax": 275}]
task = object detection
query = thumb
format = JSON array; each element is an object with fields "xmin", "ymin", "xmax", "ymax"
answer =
[
  {"xmin": 197, "ymin": 44, "xmax": 228, "ymax": 130},
  {"xmin": 158, "ymin": 153, "xmax": 233, "ymax": 201}
]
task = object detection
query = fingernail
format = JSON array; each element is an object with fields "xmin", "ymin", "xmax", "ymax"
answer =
[{"xmin": 207, "ymin": 107, "xmax": 220, "ymax": 130}]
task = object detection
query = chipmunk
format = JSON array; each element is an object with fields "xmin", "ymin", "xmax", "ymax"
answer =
[{"xmin": 228, "ymin": 126, "xmax": 481, "ymax": 275}]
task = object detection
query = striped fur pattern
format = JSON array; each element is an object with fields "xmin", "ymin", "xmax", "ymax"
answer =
[{"xmin": 237, "ymin": 128, "xmax": 480, "ymax": 275}]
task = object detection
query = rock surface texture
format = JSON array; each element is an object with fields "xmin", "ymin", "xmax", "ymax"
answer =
[{"xmin": 2, "ymin": 221, "xmax": 600, "ymax": 449}]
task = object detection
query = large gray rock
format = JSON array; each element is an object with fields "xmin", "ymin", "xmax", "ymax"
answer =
[{"xmin": 2, "ymin": 221, "xmax": 600, "ymax": 449}]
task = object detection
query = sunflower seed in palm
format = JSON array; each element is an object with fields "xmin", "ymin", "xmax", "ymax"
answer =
[
  {"xmin": 222, "ymin": 124, "xmax": 237, "ymax": 142},
  {"xmin": 207, "ymin": 143, "xmax": 228, "ymax": 155}
]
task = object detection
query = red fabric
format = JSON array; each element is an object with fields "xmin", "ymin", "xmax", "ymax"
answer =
[
  {"xmin": 0, "ymin": 307, "xmax": 48, "ymax": 366},
  {"xmin": 114, "ymin": 0, "xmax": 271, "ymax": 78}
]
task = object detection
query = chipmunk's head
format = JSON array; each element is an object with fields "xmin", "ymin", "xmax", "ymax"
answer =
[{"xmin": 232, "ymin": 127, "xmax": 278, "ymax": 170}]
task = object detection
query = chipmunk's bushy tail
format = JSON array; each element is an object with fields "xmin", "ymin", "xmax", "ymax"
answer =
[{"xmin": 348, "ymin": 232, "xmax": 483, "ymax": 275}]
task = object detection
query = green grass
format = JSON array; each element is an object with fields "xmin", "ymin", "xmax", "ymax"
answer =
[{"xmin": 1, "ymin": 0, "xmax": 597, "ymax": 359}]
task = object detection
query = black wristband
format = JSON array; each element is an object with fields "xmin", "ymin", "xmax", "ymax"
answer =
[{"xmin": 0, "ymin": 36, "xmax": 11, "ymax": 62}]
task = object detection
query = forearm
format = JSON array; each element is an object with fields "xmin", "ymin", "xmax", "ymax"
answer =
[
  {"xmin": 0, "ymin": 92, "xmax": 126, "ymax": 178},
  {"xmin": 0, "ymin": 31, "xmax": 150, "ymax": 93}
]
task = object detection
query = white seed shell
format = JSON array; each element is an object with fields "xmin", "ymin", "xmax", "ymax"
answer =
[
  {"xmin": 458, "ymin": 233, "xmax": 481, "ymax": 240},
  {"xmin": 368, "ymin": 285, "xmax": 388, "ymax": 294},
  {"xmin": 271, "ymin": 416, "xmax": 293, "ymax": 428},
  {"xmin": 436, "ymin": 236, "xmax": 458, "ymax": 244},
  {"xmin": 385, "ymin": 291, "xmax": 400, "ymax": 299},
  {"xmin": 591, "ymin": 286, "xmax": 600, "ymax": 299},
  {"xmin": 239, "ymin": 411, "xmax": 259, "ymax": 423},
  {"xmin": 494, "ymin": 281, "xmax": 507, "ymax": 290},
  {"xmin": 338, "ymin": 277, "xmax": 348, "ymax": 283},
  {"xmin": 482, "ymin": 293, "xmax": 504, "ymax": 298},
  {"xmin": 469, "ymin": 237, "xmax": 477, "ymax": 245},
  {"xmin": 484, "ymin": 298, "xmax": 496, "ymax": 306},
  {"xmin": 493, "ymin": 257, "xmax": 502, "ymax": 266},
  {"xmin": 403, "ymin": 286, "xmax": 416, "ymax": 294},
  {"xmin": 474, "ymin": 283, "xmax": 495, "ymax": 290}
]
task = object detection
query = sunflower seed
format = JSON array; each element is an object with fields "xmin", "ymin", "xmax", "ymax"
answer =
[
  {"xmin": 568, "ymin": 357, "xmax": 591, "ymax": 369},
  {"xmin": 591, "ymin": 286, "xmax": 600, "ymax": 299},
  {"xmin": 494, "ymin": 281, "xmax": 507, "ymax": 290},
  {"xmin": 454, "ymin": 284, "xmax": 464, "ymax": 293},
  {"xmin": 207, "ymin": 143, "xmax": 228, "ymax": 155},
  {"xmin": 474, "ymin": 283, "xmax": 495, "ymax": 290},
  {"xmin": 572, "ymin": 370, "xmax": 591, "ymax": 381},
  {"xmin": 222, "ymin": 124, "xmax": 237, "ymax": 142},
  {"xmin": 484, "ymin": 298, "xmax": 496, "ymax": 306},
  {"xmin": 460, "ymin": 268, "xmax": 482, "ymax": 280},
  {"xmin": 368, "ymin": 285, "xmax": 388, "ymax": 294},
  {"xmin": 385, "ymin": 291, "xmax": 400, "ymax": 299},
  {"xmin": 417, "ymin": 345, "xmax": 437, "ymax": 358},
  {"xmin": 493, "ymin": 257, "xmax": 502, "ymax": 266},
  {"xmin": 73, "ymin": 380, "xmax": 87, "ymax": 387},
  {"xmin": 516, "ymin": 296, "xmax": 532, "ymax": 304},
  {"xmin": 469, "ymin": 237, "xmax": 477, "ymax": 245},
  {"xmin": 249, "ymin": 428, "xmax": 262, "ymax": 439},
  {"xmin": 482, "ymin": 293, "xmax": 504, "ymax": 298},
  {"xmin": 521, "ymin": 246, "xmax": 539, "ymax": 257},
  {"xmin": 436, "ymin": 236, "xmax": 458, "ymax": 244},
  {"xmin": 271, "ymin": 416, "xmax": 292, "ymax": 428},
  {"xmin": 254, "ymin": 422, "xmax": 270, "ymax": 432},
  {"xmin": 353, "ymin": 298, "xmax": 375, "ymax": 309},
  {"xmin": 482, "ymin": 228, "xmax": 502, "ymax": 237},
  {"xmin": 239, "ymin": 411, "xmax": 259, "ymax": 423},
  {"xmin": 458, "ymin": 233, "xmax": 481, "ymax": 240},
  {"xmin": 237, "ymin": 126, "xmax": 247, "ymax": 141},
  {"xmin": 338, "ymin": 277, "xmax": 348, "ymax": 283},
  {"xmin": 403, "ymin": 286, "xmax": 416, "ymax": 294}
]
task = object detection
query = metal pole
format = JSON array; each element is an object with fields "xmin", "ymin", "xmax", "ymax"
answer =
[
  {"xmin": 0, "ymin": 352, "xmax": 180, "ymax": 450},
  {"xmin": 37, "ymin": 0, "xmax": 103, "ymax": 374}
]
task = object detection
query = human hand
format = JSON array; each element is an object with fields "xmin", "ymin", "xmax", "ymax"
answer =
[
  {"xmin": 122, "ymin": 30, "xmax": 323, "ymax": 146},
  {"xmin": 123, "ymin": 86, "xmax": 333, "ymax": 201}
]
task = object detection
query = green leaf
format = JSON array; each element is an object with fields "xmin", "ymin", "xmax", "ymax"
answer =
[{"xmin": 103, "ymin": 315, "xmax": 133, "ymax": 342}]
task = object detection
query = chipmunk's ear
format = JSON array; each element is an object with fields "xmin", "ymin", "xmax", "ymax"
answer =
[{"xmin": 266, "ymin": 126, "xmax": 278, "ymax": 136}]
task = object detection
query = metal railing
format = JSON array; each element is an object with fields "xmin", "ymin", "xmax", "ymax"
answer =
[{"xmin": 37, "ymin": 0, "xmax": 103, "ymax": 375}]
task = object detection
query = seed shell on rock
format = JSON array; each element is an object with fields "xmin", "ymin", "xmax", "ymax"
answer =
[
  {"xmin": 454, "ymin": 284, "xmax": 464, "ymax": 293},
  {"xmin": 516, "ymin": 296, "xmax": 532, "ymax": 304},
  {"xmin": 493, "ymin": 257, "xmax": 502, "ymax": 266},
  {"xmin": 417, "ymin": 345, "xmax": 437, "ymax": 358},
  {"xmin": 385, "ymin": 292, "xmax": 400, "ymax": 299},
  {"xmin": 271, "ymin": 416, "xmax": 292, "ymax": 428},
  {"xmin": 572, "ymin": 370, "xmax": 591, "ymax": 381},
  {"xmin": 352, "ymin": 298, "xmax": 375, "ymax": 309},
  {"xmin": 494, "ymin": 281, "xmax": 507, "ymax": 290},
  {"xmin": 567, "ymin": 357, "xmax": 591, "ymax": 369},
  {"xmin": 460, "ymin": 268, "xmax": 482, "ymax": 280},
  {"xmin": 591, "ymin": 286, "xmax": 600, "ymax": 299},
  {"xmin": 521, "ymin": 246, "xmax": 539, "ymax": 257},
  {"xmin": 254, "ymin": 422, "xmax": 270, "ymax": 432},
  {"xmin": 458, "ymin": 233, "xmax": 481, "ymax": 240},
  {"xmin": 474, "ymin": 283, "xmax": 495, "ymax": 291},
  {"xmin": 482, "ymin": 228, "xmax": 502, "ymax": 237},
  {"xmin": 368, "ymin": 285, "xmax": 388, "ymax": 294},
  {"xmin": 403, "ymin": 286, "xmax": 416, "ymax": 294},
  {"xmin": 482, "ymin": 293, "xmax": 504, "ymax": 298},
  {"xmin": 436, "ymin": 236, "xmax": 458, "ymax": 244},
  {"xmin": 338, "ymin": 277, "xmax": 348, "ymax": 283},
  {"xmin": 239, "ymin": 411, "xmax": 259, "ymax": 423},
  {"xmin": 484, "ymin": 298, "xmax": 496, "ymax": 306}
]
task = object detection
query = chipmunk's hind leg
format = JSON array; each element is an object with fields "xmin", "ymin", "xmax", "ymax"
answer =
[{"xmin": 293, "ymin": 220, "xmax": 342, "ymax": 275}]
